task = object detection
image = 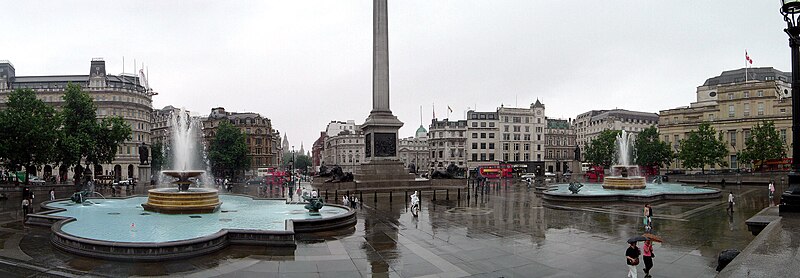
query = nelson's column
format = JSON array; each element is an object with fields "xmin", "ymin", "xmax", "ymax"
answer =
[{"xmin": 356, "ymin": 0, "xmax": 416, "ymax": 183}]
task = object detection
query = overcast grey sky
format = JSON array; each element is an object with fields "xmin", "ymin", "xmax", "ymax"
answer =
[{"xmin": 0, "ymin": 0, "xmax": 790, "ymax": 149}]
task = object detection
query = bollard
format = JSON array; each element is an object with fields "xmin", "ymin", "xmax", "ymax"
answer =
[
  {"xmin": 374, "ymin": 191, "xmax": 377, "ymax": 203},
  {"xmin": 334, "ymin": 190, "xmax": 338, "ymax": 202},
  {"xmin": 457, "ymin": 188, "xmax": 461, "ymax": 201},
  {"xmin": 325, "ymin": 190, "xmax": 328, "ymax": 201},
  {"xmin": 360, "ymin": 191, "xmax": 363, "ymax": 202},
  {"xmin": 390, "ymin": 191, "xmax": 393, "ymax": 203},
  {"xmin": 433, "ymin": 190, "xmax": 437, "ymax": 201},
  {"xmin": 405, "ymin": 191, "xmax": 408, "ymax": 208},
  {"xmin": 446, "ymin": 189, "xmax": 450, "ymax": 200}
]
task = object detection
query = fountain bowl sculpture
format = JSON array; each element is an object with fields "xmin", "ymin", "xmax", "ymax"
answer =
[
  {"xmin": 141, "ymin": 170, "xmax": 221, "ymax": 214},
  {"xmin": 602, "ymin": 130, "xmax": 647, "ymax": 190},
  {"xmin": 602, "ymin": 165, "xmax": 646, "ymax": 189}
]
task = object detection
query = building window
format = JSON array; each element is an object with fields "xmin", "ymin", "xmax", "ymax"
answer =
[
  {"xmin": 730, "ymin": 155, "xmax": 738, "ymax": 170},
  {"xmin": 489, "ymin": 153, "xmax": 495, "ymax": 161},
  {"xmin": 503, "ymin": 153, "xmax": 509, "ymax": 161},
  {"xmin": 503, "ymin": 143, "xmax": 509, "ymax": 151},
  {"xmin": 489, "ymin": 133, "xmax": 495, "ymax": 139},
  {"xmin": 472, "ymin": 143, "xmax": 478, "ymax": 149},
  {"xmin": 472, "ymin": 122, "xmax": 478, "ymax": 127},
  {"xmin": 743, "ymin": 91, "xmax": 749, "ymax": 98},
  {"xmin": 757, "ymin": 102, "xmax": 764, "ymax": 116},
  {"xmin": 480, "ymin": 143, "xmax": 486, "ymax": 149},
  {"xmin": 524, "ymin": 153, "xmax": 530, "ymax": 161},
  {"xmin": 489, "ymin": 122, "xmax": 495, "ymax": 127},
  {"xmin": 728, "ymin": 105, "xmax": 735, "ymax": 117},
  {"xmin": 782, "ymin": 129, "xmax": 788, "ymax": 142},
  {"xmin": 709, "ymin": 114, "xmax": 715, "ymax": 121},
  {"xmin": 744, "ymin": 130, "xmax": 751, "ymax": 141},
  {"xmin": 514, "ymin": 143, "xmax": 520, "ymax": 151},
  {"xmin": 728, "ymin": 93, "xmax": 734, "ymax": 100},
  {"xmin": 503, "ymin": 134, "xmax": 510, "ymax": 140},
  {"xmin": 729, "ymin": 130, "xmax": 737, "ymax": 147},
  {"xmin": 480, "ymin": 153, "xmax": 486, "ymax": 161},
  {"xmin": 757, "ymin": 90, "xmax": 764, "ymax": 97},
  {"xmin": 481, "ymin": 133, "xmax": 486, "ymax": 138},
  {"xmin": 513, "ymin": 134, "xmax": 520, "ymax": 140},
  {"xmin": 514, "ymin": 153, "xmax": 520, "ymax": 161},
  {"xmin": 472, "ymin": 133, "xmax": 478, "ymax": 138},
  {"xmin": 524, "ymin": 144, "xmax": 530, "ymax": 151},
  {"xmin": 743, "ymin": 103, "xmax": 750, "ymax": 116},
  {"xmin": 480, "ymin": 122, "xmax": 486, "ymax": 127},
  {"xmin": 489, "ymin": 143, "xmax": 495, "ymax": 149},
  {"xmin": 472, "ymin": 153, "xmax": 478, "ymax": 161},
  {"xmin": 513, "ymin": 126, "xmax": 521, "ymax": 132}
]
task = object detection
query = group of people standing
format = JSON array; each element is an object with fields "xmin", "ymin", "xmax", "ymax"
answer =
[
  {"xmin": 342, "ymin": 195, "xmax": 359, "ymax": 209},
  {"xmin": 626, "ymin": 204, "xmax": 656, "ymax": 278}
]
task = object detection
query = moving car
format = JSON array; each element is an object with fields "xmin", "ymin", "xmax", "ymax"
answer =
[{"xmin": 520, "ymin": 173, "xmax": 536, "ymax": 180}]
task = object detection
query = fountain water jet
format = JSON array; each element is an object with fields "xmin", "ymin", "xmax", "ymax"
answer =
[
  {"xmin": 603, "ymin": 130, "xmax": 646, "ymax": 189},
  {"xmin": 142, "ymin": 108, "xmax": 221, "ymax": 214}
]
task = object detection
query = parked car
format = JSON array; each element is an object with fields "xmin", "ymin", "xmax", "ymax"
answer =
[
  {"xmin": 28, "ymin": 176, "xmax": 46, "ymax": 185},
  {"xmin": 543, "ymin": 172, "xmax": 556, "ymax": 182},
  {"xmin": 520, "ymin": 173, "xmax": 536, "ymax": 180},
  {"xmin": 245, "ymin": 177, "xmax": 266, "ymax": 185}
]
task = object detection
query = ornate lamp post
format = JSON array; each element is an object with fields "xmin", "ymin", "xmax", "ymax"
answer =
[{"xmin": 780, "ymin": 0, "xmax": 800, "ymax": 212}]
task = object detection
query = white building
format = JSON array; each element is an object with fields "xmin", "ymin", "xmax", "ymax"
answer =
[
  {"xmin": 399, "ymin": 125, "xmax": 429, "ymax": 174},
  {"xmin": 428, "ymin": 118, "xmax": 467, "ymax": 172},
  {"xmin": 575, "ymin": 109, "xmax": 659, "ymax": 155},
  {"xmin": 322, "ymin": 124, "xmax": 365, "ymax": 174}
]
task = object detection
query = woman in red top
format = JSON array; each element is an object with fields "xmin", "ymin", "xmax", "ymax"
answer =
[{"xmin": 642, "ymin": 240, "xmax": 654, "ymax": 278}]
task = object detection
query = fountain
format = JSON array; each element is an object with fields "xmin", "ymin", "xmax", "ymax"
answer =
[
  {"xmin": 603, "ymin": 130, "xmax": 646, "ymax": 190},
  {"xmin": 141, "ymin": 108, "xmax": 221, "ymax": 214}
]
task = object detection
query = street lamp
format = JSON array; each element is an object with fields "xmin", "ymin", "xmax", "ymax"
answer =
[{"xmin": 780, "ymin": 0, "xmax": 800, "ymax": 212}]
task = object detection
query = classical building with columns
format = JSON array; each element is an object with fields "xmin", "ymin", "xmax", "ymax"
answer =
[
  {"xmin": 398, "ymin": 126, "xmax": 429, "ymax": 174},
  {"xmin": 0, "ymin": 58, "xmax": 154, "ymax": 182},
  {"xmin": 659, "ymin": 67, "xmax": 793, "ymax": 171},
  {"xmin": 575, "ymin": 109, "xmax": 659, "ymax": 155}
]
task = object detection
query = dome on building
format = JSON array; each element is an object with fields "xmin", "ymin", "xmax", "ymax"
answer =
[{"xmin": 415, "ymin": 125, "xmax": 428, "ymax": 138}]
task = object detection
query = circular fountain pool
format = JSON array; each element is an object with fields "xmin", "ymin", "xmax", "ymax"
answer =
[
  {"xmin": 542, "ymin": 182, "xmax": 720, "ymax": 202},
  {"xmin": 35, "ymin": 194, "xmax": 356, "ymax": 261}
]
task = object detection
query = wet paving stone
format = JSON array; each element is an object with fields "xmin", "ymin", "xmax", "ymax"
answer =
[{"xmin": 0, "ymin": 181, "xmax": 778, "ymax": 277}]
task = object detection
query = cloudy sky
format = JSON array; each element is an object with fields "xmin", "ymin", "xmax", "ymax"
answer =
[{"xmin": 0, "ymin": 0, "xmax": 790, "ymax": 149}]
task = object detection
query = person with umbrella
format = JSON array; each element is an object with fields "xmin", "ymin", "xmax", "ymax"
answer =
[
  {"xmin": 626, "ymin": 236, "xmax": 644, "ymax": 278},
  {"xmin": 642, "ymin": 239, "xmax": 655, "ymax": 278}
]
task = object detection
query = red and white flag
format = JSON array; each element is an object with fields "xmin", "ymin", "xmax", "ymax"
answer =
[{"xmin": 745, "ymin": 50, "xmax": 753, "ymax": 65}]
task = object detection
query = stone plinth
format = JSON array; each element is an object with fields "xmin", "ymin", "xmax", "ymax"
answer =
[
  {"xmin": 138, "ymin": 165, "xmax": 151, "ymax": 186},
  {"xmin": 356, "ymin": 160, "xmax": 415, "ymax": 182}
]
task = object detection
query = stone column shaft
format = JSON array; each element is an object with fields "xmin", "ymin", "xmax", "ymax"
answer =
[{"xmin": 372, "ymin": 0, "xmax": 390, "ymax": 113}]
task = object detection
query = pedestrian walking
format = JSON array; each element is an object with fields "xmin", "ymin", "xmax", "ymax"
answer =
[
  {"xmin": 727, "ymin": 191, "xmax": 735, "ymax": 213},
  {"xmin": 646, "ymin": 204, "xmax": 653, "ymax": 231},
  {"xmin": 626, "ymin": 241, "xmax": 641, "ymax": 278},
  {"xmin": 642, "ymin": 240, "xmax": 655, "ymax": 278},
  {"xmin": 49, "ymin": 188, "xmax": 55, "ymax": 201},
  {"xmin": 769, "ymin": 181, "xmax": 776, "ymax": 200},
  {"xmin": 643, "ymin": 204, "xmax": 651, "ymax": 231},
  {"xmin": 21, "ymin": 198, "xmax": 30, "ymax": 219}
]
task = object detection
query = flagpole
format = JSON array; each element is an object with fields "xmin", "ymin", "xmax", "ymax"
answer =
[{"xmin": 745, "ymin": 49, "xmax": 748, "ymax": 82}]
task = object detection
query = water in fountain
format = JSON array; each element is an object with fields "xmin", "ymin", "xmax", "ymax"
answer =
[
  {"xmin": 161, "ymin": 108, "xmax": 215, "ymax": 187},
  {"xmin": 604, "ymin": 129, "xmax": 646, "ymax": 189},
  {"xmin": 615, "ymin": 130, "xmax": 635, "ymax": 166}
]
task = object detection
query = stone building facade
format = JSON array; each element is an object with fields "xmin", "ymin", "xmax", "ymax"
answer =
[
  {"xmin": 398, "ymin": 126, "xmax": 429, "ymax": 174},
  {"xmin": 0, "ymin": 58, "xmax": 154, "ymax": 182},
  {"xmin": 428, "ymin": 119, "xmax": 467, "ymax": 172},
  {"xmin": 201, "ymin": 107, "xmax": 280, "ymax": 174},
  {"xmin": 575, "ymin": 109, "xmax": 659, "ymax": 155},
  {"xmin": 465, "ymin": 110, "xmax": 499, "ymax": 170},
  {"xmin": 659, "ymin": 67, "xmax": 793, "ymax": 170},
  {"xmin": 323, "ymin": 131, "xmax": 365, "ymax": 174},
  {"xmin": 544, "ymin": 118, "xmax": 578, "ymax": 174}
]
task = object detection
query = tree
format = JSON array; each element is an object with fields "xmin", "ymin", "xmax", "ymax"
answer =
[
  {"xmin": 150, "ymin": 141, "xmax": 166, "ymax": 172},
  {"xmin": 678, "ymin": 122, "xmax": 729, "ymax": 173},
  {"xmin": 737, "ymin": 121, "xmax": 786, "ymax": 166},
  {"xmin": 55, "ymin": 83, "xmax": 131, "ymax": 174},
  {"xmin": 207, "ymin": 121, "xmax": 250, "ymax": 178},
  {"xmin": 584, "ymin": 130, "xmax": 621, "ymax": 167},
  {"xmin": 0, "ymin": 89, "xmax": 61, "ymax": 181},
  {"xmin": 295, "ymin": 154, "xmax": 312, "ymax": 174},
  {"xmin": 634, "ymin": 126, "xmax": 673, "ymax": 168}
]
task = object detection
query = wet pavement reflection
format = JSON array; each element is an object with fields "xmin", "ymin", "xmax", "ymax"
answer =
[{"xmin": 0, "ymin": 180, "xmax": 778, "ymax": 277}]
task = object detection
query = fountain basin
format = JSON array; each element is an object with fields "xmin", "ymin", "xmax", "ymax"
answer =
[
  {"xmin": 28, "ymin": 195, "xmax": 356, "ymax": 261},
  {"xmin": 141, "ymin": 188, "xmax": 221, "ymax": 214},
  {"xmin": 602, "ymin": 177, "xmax": 646, "ymax": 189}
]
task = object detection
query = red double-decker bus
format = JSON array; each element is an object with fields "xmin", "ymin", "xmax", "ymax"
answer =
[{"xmin": 478, "ymin": 164, "xmax": 513, "ymax": 179}]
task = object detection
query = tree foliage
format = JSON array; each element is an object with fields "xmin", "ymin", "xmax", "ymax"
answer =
[
  {"xmin": 737, "ymin": 121, "xmax": 786, "ymax": 165},
  {"xmin": 0, "ymin": 89, "xmax": 61, "ymax": 180},
  {"xmin": 55, "ymin": 83, "xmax": 131, "ymax": 170},
  {"xmin": 150, "ymin": 141, "xmax": 166, "ymax": 172},
  {"xmin": 295, "ymin": 154, "xmax": 312, "ymax": 174},
  {"xmin": 678, "ymin": 122, "xmax": 729, "ymax": 173},
  {"xmin": 584, "ymin": 130, "xmax": 621, "ymax": 167},
  {"xmin": 634, "ymin": 126, "xmax": 673, "ymax": 168},
  {"xmin": 208, "ymin": 121, "xmax": 250, "ymax": 178}
]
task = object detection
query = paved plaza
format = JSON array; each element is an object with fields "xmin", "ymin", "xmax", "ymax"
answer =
[{"xmin": 0, "ymin": 180, "xmax": 776, "ymax": 277}]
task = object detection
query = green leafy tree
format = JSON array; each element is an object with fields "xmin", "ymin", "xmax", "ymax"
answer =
[
  {"xmin": 208, "ymin": 121, "xmax": 250, "ymax": 178},
  {"xmin": 678, "ymin": 122, "xmax": 729, "ymax": 173},
  {"xmin": 0, "ymin": 89, "xmax": 61, "ymax": 181},
  {"xmin": 281, "ymin": 152, "xmax": 294, "ymax": 169},
  {"xmin": 295, "ymin": 154, "xmax": 312, "ymax": 174},
  {"xmin": 150, "ymin": 141, "xmax": 166, "ymax": 172},
  {"xmin": 737, "ymin": 121, "xmax": 786, "ymax": 166},
  {"xmin": 584, "ymin": 130, "xmax": 621, "ymax": 167},
  {"xmin": 55, "ymin": 83, "xmax": 131, "ymax": 173},
  {"xmin": 634, "ymin": 126, "xmax": 673, "ymax": 168}
]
